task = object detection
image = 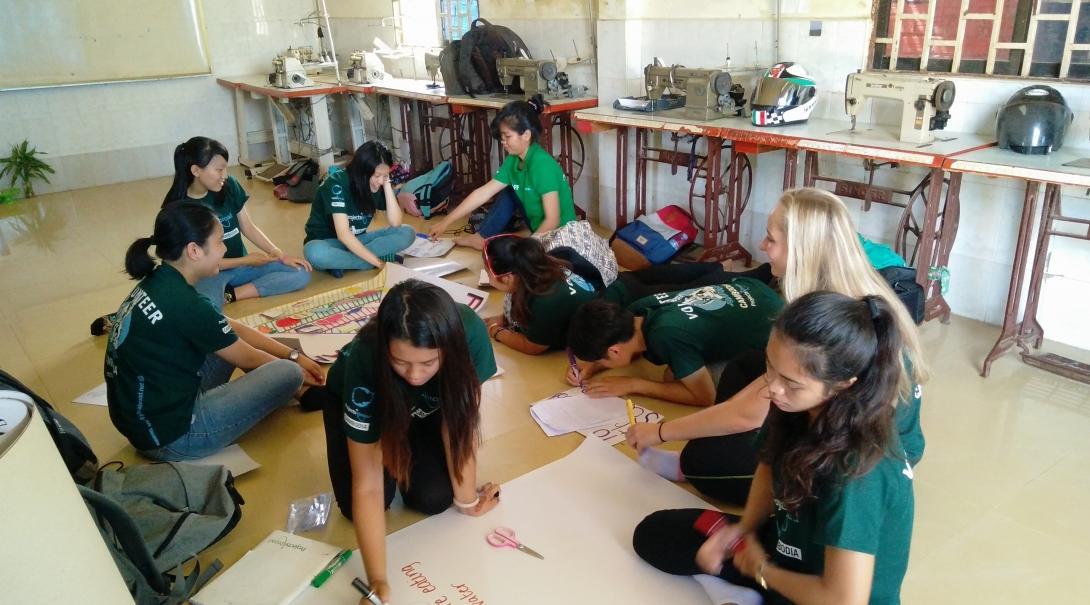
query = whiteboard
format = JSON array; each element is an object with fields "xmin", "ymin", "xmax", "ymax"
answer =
[
  {"xmin": 297, "ymin": 438, "xmax": 717, "ymax": 604},
  {"xmin": 1, "ymin": 0, "xmax": 210, "ymax": 90}
]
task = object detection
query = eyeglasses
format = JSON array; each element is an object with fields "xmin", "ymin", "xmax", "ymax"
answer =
[{"xmin": 481, "ymin": 233, "xmax": 521, "ymax": 279}]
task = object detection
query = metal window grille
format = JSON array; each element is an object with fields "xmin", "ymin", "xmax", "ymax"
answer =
[{"xmin": 440, "ymin": 0, "xmax": 480, "ymax": 42}]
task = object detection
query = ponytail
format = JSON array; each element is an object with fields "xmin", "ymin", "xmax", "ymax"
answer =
[
  {"xmin": 124, "ymin": 237, "xmax": 157, "ymax": 280},
  {"xmin": 162, "ymin": 136, "xmax": 230, "ymax": 207},
  {"xmin": 490, "ymin": 94, "xmax": 548, "ymax": 143},
  {"xmin": 124, "ymin": 202, "xmax": 219, "ymax": 280},
  {"xmin": 761, "ymin": 291, "xmax": 904, "ymax": 511},
  {"xmin": 484, "ymin": 236, "xmax": 569, "ymax": 325}
]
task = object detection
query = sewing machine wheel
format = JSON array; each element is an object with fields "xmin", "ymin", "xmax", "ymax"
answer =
[
  {"xmin": 549, "ymin": 120, "xmax": 585, "ymax": 183},
  {"xmin": 540, "ymin": 61, "xmax": 559, "ymax": 82},
  {"xmin": 712, "ymin": 72, "xmax": 734, "ymax": 96},
  {"xmin": 933, "ymin": 80, "xmax": 956, "ymax": 112}
]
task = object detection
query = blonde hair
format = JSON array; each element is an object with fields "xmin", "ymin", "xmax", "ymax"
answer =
[{"xmin": 775, "ymin": 188, "xmax": 929, "ymax": 389}]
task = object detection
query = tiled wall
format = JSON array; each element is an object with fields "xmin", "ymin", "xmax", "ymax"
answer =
[{"xmin": 0, "ymin": 0, "xmax": 324, "ymax": 195}]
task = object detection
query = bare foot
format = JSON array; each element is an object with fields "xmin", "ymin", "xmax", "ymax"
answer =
[{"xmin": 454, "ymin": 233, "xmax": 486, "ymax": 250}]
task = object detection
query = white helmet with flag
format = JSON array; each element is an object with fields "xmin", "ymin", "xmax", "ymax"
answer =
[{"xmin": 750, "ymin": 62, "xmax": 817, "ymax": 127}]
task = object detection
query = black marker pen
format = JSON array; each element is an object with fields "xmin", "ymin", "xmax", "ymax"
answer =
[{"xmin": 352, "ymin": 577, "xmax": 384, "ymax": 605}]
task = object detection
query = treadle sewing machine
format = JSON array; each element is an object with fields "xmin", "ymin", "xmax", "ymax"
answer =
[
  {"xmin": 844, "ymin": 70, "xmax": 956, "ymax": 144},
  {"xmin": 496, "ymin": 57, "xmax": 560, "ymax": 99},
  {"xmin": 268, "ymin": 56, "xmax": 313, "ymax": 89},
  {"xmin": 615, "ymin": 64, "xmax": 751, "ymax": 120}
]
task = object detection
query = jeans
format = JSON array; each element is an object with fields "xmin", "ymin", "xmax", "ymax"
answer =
[
  {"xmin": 195, "ymin": 261, "xmax": 312, "ymax": 310},
  {"xmin": 303, "ymin": 226, "xmax": 416, "ymax": 271},
  {"xmin": 140, "ymin": 356, "xmax": 303, "ymax": 461},
  {"xmin": 476, "ymin": 186, "xmax": 526, "ymax": 237}
]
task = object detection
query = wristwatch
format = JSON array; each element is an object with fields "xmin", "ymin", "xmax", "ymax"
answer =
[
  {"xmin": 287, "ymin": 349, "xmax": 301, "ymax": 361},
  {"xmin": 755, "ymin": 560, "xmax": 768, "ymax": 590}
]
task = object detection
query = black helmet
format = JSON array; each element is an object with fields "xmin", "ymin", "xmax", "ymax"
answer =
[{"xmin": 996, "ymin": 85, "xmax": 1073, "ymax": 155}]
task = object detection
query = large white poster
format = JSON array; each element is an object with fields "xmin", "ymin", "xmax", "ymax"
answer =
[{"xmin": 297, "ymin": 438, "xmax": 715, "ymax": 604}]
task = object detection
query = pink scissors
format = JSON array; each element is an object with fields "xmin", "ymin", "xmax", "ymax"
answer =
[{"xmin": 485, "ymin": 527, "xmax": 545, "ymax": 560}]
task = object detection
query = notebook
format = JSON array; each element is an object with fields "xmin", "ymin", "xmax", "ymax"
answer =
[{"xmin": 192, "ymin": 530, "xmax": 344, "ymax": 605}]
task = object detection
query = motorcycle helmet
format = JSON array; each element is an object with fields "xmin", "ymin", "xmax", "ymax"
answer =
[
  {"xmin": 750, "ymin": 62, "xmax": 817, "ymax": 126},
  {"xmin": 996, "ymin": 85, "xmax": 1073, "ymax": 155}
]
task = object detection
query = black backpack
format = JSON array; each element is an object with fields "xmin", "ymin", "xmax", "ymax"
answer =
[
  {"xmin": 455, "ymin": 19, "xmax": 532, "ymax": 97},
  {"xmin": 0, "ymin": 368, "xmax": 98, "ymax": 484},
  {"xmin": 880, "ymin": 266, "xmax": 926, "ymax": 325}
]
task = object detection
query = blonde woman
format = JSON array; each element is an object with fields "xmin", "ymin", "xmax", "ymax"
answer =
[{"xmin": 625, "ymin": 187, "xmax": 928, "ymax": 507}]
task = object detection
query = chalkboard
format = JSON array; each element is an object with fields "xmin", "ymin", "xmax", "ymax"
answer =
[{"xmin": 1, "ymin": 0, "xmax": 210, "ymax": 90}]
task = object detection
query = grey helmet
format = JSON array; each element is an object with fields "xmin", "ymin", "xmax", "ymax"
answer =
[{"xmin": 996, "ymin": 85, "xmax": 1073, "ymax": 155}]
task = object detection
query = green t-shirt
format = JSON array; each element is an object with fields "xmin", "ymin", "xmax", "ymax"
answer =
[
  {"xmin": 304, "ymin": 169, "xmax": 387, "ymax": 243},
  {"xmin": 518, "ymin": 270, "xmax": 597, "ymax": 349},
  {"xmin": 493, "ymin": 142, "xmax": 577, "ymax": 233},
  {"xmin": 765, "ymin": 451, "xmax": 915, "ymax": 605},
  {"xmin": 601, "ymin": 278, "xmax": 633, "ymax": 307},
  {"xmin": 328, "ymin": 304, "xmax": 496, "ymax": 444},
  {"xmin": 630, "ymin": 278, "xmax": 783, "ymax": 380},
  {"xmin": 185, "ymin": 175, "xmax": 249, "ymax": 258},
  {"xmin": 895, "ymin": 379, "xmax": 925, "ymax": 466},
  {"xmin": 104, "ymin": 264, "xmax": 238, "ymax": 450}
]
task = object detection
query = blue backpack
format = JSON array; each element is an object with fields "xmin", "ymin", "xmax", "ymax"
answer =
[{"xmin": 401, "ymin": 160, "xmax": 454, "ymax": 218}]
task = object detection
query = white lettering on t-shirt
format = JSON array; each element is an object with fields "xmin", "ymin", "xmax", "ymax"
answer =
[
  {"xmin": 776, "ymin": 539, "xmax": 803, "ymax": 561},
  {"xmin": 331, "ymin": 201, "xmax": 345, "ymax": 208},
  {"xmin": 136, "ymin": 292, "xmax": 164, "ymax": 324},
  {"xmin": 223, "ymin": 227, "xmax": 239, "ymax": 240}
]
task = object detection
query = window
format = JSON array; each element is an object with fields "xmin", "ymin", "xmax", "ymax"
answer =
[
  {"xmin": 870, "ymin": 0, "xmax": 1090, "ymax": 80},
  {"xmin": 390, "ymin": 0, "xmax": 479, "ymax": 47},
  {"xmin": 440, "ymin": 0, "xmax": 480, "ymax": 42}
]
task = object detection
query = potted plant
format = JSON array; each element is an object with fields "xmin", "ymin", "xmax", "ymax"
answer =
[{"xmin": 0, "ymin": 140, "xmax": 55, "ymax": 199}]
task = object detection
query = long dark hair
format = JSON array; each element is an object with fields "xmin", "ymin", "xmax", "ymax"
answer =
[
  {"xmin": 485, "ymin": 235, "xmax": 570, "ymax": 326},
  {"xmin": 347, "ymin": 141, "xmax": 394, "ymax": 215},
  {"xmin": 124, "ymin": 202, "xmax": 219, "ymax": 280},
  {"xmin": 163, "ymin": 136, "xmax": 230, "ymax": 207},
  {"xmin": 490, "ymin": 94, "xmax": 547, "ymax": 142},
  {"xmin": 760, "ymin": 291, "xmax": 903, "ymax": 512},
  {"xmin": 359, "ymin": 279, "xmax": 481, "ymax": 485}
]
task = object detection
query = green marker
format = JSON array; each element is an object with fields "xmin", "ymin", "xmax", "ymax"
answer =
[{"xmin": 311, "ymin": 549, "xmax": 352, "ymax": 588}]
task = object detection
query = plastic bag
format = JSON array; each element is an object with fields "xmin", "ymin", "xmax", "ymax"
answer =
[{"xmin": 285, "ymin": 491, "xmax": 334, "ymax": 534}]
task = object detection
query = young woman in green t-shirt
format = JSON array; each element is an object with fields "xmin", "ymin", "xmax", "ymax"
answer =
[
  {"xmin": 633, "ymin": 291, "xmax": 915, "ymax": 605},
  {"xmin": 303, "ymin": 141, "xmax": 415, "ymax": 276},
  {"xmin": 427, "ymin": 95, "xmax": 578, "ymax": 250},
  {"xmin": 317, "ymin": 280, "xmax": 500, "ymax": 605},
  {"xmin": 105, "ymin": 203, "xmax": 324, "ymax": 461}
]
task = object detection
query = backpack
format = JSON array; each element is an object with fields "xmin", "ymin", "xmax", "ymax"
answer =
[
  {"xmin": 401, "ymin": 160, "xmax": 454, "ymax": 218},
  {"xmin": 0, "ymin": 369, "xmax": 244, "ymax": 604},
  {"xmin": 438, "ymin": 42, "xmax": 466, "ymax": 95},
  {"xmin": 879, "ymin": 266, "xmax": 926, "ymax": 325},
  {"xmin": 456, "ymin": 18, "xmax": 532, "ymax": 96},
  {"xmin": 80, "ymin": 461, "xmax": 244, "ymax": 604},
  {"xmin": 0, "ymin": 368, "xmax": 98, "ymax": 484},
  {"xmin": 610, "ymin": 205, "xmax": 699, "ymax": 269},
  {"xmin": 272, "ymin": 159, "xmax": 320, "ymax": 203}
]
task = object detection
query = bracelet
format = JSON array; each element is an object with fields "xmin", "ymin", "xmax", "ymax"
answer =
[
  {"xmin": 657, "ymin": 420, "xmax": 667, "ymax": 444},
  {"xmin": 453, "ymin": 495, "xmax": 480, "ymax": 509},
  {"xmin": 492, "ymin": 327, "xmax": 510, "ymax": 341},
  {"xmin": 755, "ymin": 560, "xmax": 768, "ymax": 590}
]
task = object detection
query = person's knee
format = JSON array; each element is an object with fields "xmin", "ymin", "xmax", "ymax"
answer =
[
  {"xmin": 632, "ymin": 510, "xmax": 676, "ymax": 566},
  {"xmin": 267, "ymin": 359, "xmax": 304, "ymax": 396},
  {"xmin": 403, "ymin": 484, "xmax": 453, "ymax": 516},
  {"xmin": 395, "ymin": 225, "xmax": 416, "ymax": 247},
  {"xmin": 283, "ymin": 266, "xmax": 312, "ymax": 291},
  {"xmin": 303, "ymin": 241, "xmax": 328, "ymax": 270}
]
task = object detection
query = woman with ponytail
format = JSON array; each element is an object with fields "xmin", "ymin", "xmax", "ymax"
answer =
[
  {"xmin": 428, "ymin": 95, "xmax": 578, "ymax": 249},
  {"xmin": 104, "ymin": 203, "xmax": 324, "ymax": 461},
  {"xmin": 314, "ymin": 280, "xmax": 500, "ymax": 605},
  {"xmin": 633, "ymin": 292, "xmax": 915, "ymax": 605}
]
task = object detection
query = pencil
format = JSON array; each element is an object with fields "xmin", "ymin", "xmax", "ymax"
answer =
[{"xmin": 626, "ymin": 398, "xmax": 636, "ymax": 426}]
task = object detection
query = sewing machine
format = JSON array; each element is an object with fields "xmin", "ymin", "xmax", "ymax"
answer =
[
  {"xmin": 268, "ymin": 56, "xmax": 313, "ymax": 89},
  {"xmin": 424, "ymin": 51, "xmax": 442, "ymax": 88},
  {"xmin": 844, "ymin": 71, "xmax": 956, "ymax": 144},
  {"xmin": 345, "ymin": 50, "xmax": 387, "ymax": 84},
  {"xmin": 644, "ymin": 64, "xmax": 749, "ymax": 120},
  {"xmin": 496, "ymin": 57, "xmax": 559, "ymax": 99}
]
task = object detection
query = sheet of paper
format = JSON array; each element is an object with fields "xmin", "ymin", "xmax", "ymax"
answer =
[
  {"xmin": 400, "ymin": 256, "xmax": 466, "ymax": 278},
  {"xmin": 188, "ymin": 444, "xmax": 261, "ymax": 477},
  {"xmin": 295, "ymin": 438, "xmax": 711, "ymax": 605},
  {"xmin": 401, "ymin": 236, "xmax": 455, "ymax": 258},
  {"xmin": 385, "ymin": 263, "xmax": 489, "ymax": 314},
  {"xmin": 274, "ymin": 333, "xmax": 356, "ymax": 364},
  {"xmin": 577, "ymin": 402, "xmax": 665, "ymax": 446},
  {"xmin": 529, "ymin": 387, "xmax": 627, "ymax": 435},
  {"xmin": 73, "ymin": 382, "xmax": 108, "ymax": 406}
]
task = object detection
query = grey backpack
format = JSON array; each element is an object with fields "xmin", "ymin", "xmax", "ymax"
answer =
[{"xmin": 80, "ymin": 461, "xmax": 244, "ymax": 604}]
